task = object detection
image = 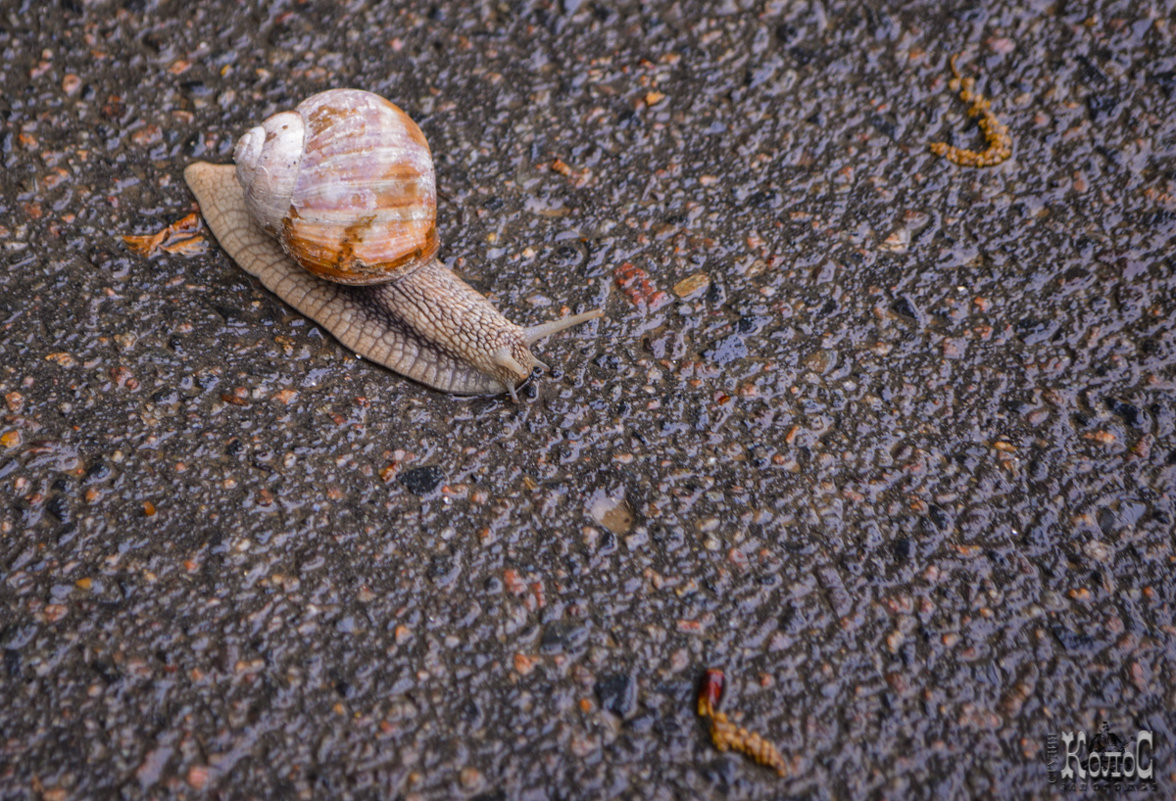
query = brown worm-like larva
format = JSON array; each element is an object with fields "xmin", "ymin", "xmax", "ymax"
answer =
[
  {"xmin": 929, "ymin": 55, "xmax": 1012, "ymax": 168},
  {"xmin": 698, "ymin": 668, "xmax": 790, "ymax": 777}
]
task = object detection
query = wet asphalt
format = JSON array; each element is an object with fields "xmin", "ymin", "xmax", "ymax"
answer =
[{"xmin": 2, "ymin": 1, "xmax": 1175, "ymax": 799}]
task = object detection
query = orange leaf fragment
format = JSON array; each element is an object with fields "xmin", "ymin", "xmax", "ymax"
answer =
[{"xmin": 122, "ymin": 212, "xmax": 206, "ymax": 257}]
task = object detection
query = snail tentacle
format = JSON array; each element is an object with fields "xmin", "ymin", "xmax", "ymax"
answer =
[{"xmin": 524, "ymin": 309, "xmax": 605, "ymax": 345}]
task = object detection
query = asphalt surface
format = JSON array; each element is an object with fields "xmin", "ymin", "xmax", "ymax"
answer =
[{"xmin": 2, "ymin": 1, "xmax": 1174, "ymax": 799}]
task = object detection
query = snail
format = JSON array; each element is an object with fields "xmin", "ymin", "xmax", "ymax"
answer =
[{"xmin": 183, "ymin": 88, "xmax": 603, "ymax": 399}]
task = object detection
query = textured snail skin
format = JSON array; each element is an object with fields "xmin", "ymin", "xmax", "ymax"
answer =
[{"xmin": 184, "ymin": 162, "xmax": 602, "ymax": 397}]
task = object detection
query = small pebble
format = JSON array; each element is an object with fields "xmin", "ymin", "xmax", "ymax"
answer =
[{"xmin": 673, "ymin": 273, "xmax": 710, "ymax": 298}]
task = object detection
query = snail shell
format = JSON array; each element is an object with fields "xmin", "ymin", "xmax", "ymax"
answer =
[
  {"xmin": 235, "ymin": 90, "xmax": 438, "ymax": 285},
  {"xmin": 184, "ymin": 88, "xmax": 602, "ymax": 398}
]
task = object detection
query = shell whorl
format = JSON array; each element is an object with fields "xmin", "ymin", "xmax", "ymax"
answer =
[
  {"xmin": 235, "ymin": 111, "xmax": 304, "ymax": 238},
  {"xmin": 232, "ymin": 89, "xmax": 439, "ymax": 286}
]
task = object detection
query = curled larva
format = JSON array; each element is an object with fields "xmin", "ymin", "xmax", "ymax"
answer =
[{"xmin": 929, "ymin": 54, "xmax": 1012, "ymax": 168}]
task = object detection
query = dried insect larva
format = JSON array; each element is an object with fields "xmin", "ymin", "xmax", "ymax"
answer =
[
  {"xmin": 930, "ymin": 54, "xmax": 1012, "ymax": 168},
  {"xmin": 697, "ymin": 668, "xmax": 789, "ymax": 777}
]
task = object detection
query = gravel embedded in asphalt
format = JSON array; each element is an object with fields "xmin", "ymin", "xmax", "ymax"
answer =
[{"xmin": 1, "ymin": 1, "xmax": 1174, "ymax": 798}]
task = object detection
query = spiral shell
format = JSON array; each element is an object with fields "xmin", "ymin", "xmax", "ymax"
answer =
[{"xmin": 233, "ymin": 89, "xmax": 438, "ymax": 285}]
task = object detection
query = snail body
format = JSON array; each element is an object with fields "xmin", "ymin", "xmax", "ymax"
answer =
[{"xmin": 184, "ymin": 88, "xmax": 602, "ymax": 398}]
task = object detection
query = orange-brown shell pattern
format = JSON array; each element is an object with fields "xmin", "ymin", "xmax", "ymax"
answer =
[{"xmin": 234, "ymin": 88, "xmax": 439, "ymax": 286}]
